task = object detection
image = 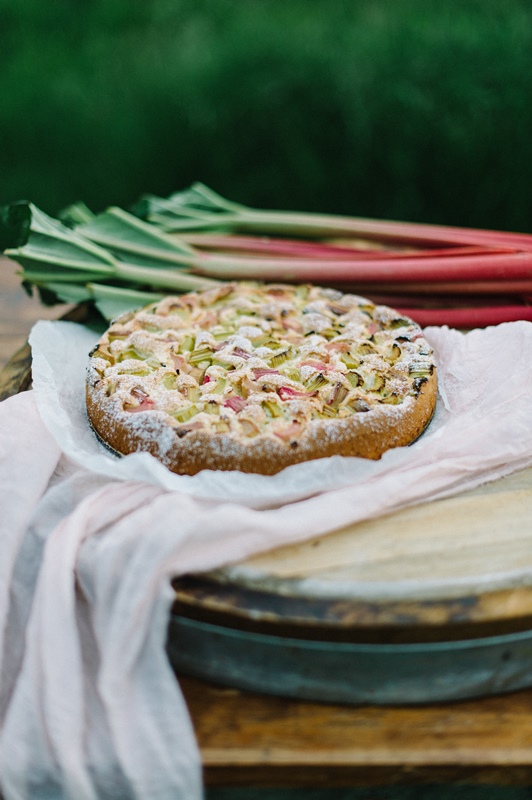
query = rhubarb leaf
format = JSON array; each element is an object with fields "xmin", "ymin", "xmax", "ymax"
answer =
[
  {"xmin": 1, "ymin": 202, "xmax": 220, "ymax": 300},
  {"xmin": 45, "ymin": 282, "xmax": 94, "ymax": 304},
  {"xmin": 46, "ymin": 281, "xmax": 162, "ymax": 320},
  {"xmin": 89, "ymin": 283, "xmax": 163, "ymax": 321},
  {"xmin": 76, "ymin": 206, "xmax": 196, "ymax": 267},
  {"xmin": 167, "ymin": 182, "xmax": 245, "ymax": 214},
  {"xmin": 133, "ymin": 182, "xmax": 245, "ymax": 232},
  {"xmin": 59, "ymin": 201, "xmax": 96, "ymax": 228},
  {"xmin": 3, "ymin": 203, "xmax": 117, "ymax": 284}
]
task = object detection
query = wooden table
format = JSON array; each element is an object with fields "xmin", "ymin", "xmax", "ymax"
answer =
[
  {"xmin": 2, "ymin": 256, "xmax": 532, "ymax": 796},
  {"xmin": 182, "ymin": 676, "xmax": 532, "ymax": 790}
]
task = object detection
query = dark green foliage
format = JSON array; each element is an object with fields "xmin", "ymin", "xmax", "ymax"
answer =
[{"xmin": 1, "ymin": 0, "xmax": 532, "ymax": 230}]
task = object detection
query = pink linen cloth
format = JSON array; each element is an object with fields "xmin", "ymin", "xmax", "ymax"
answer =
[{"xmin": 1, "ymin": 321, "xmax": 532, "ymax": 798}]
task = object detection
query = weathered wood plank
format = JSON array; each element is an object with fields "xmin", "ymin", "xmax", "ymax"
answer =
[{"xmin": 181, "ymin": 675, "xmax": 532, "ymax": 786}]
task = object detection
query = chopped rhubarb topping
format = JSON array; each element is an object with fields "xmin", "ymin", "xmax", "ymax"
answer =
[
  {"xmin": 325, "ymin": 341, "xmax": 350, "ymax": 353},
  {"xmin": 175, "ymin": 420, "xmax": 205, "ymax": 436},
  {"xmin": 232, "ymin": 346, "xmax": 251, "ymax": 360},
  {"xmin": 199, "ymin": 311, "xmax": 217, "ymax": 327},
  {"xmin": 300, "ymin": 359, "xmax": 328, "ymax": 371},
  {"xmin": 278, "ymin": 385, "xmax": 316, "ymax": 400},
  {"xmin": 274, "ymin": 421, "xmax": 302, "ymax": 441},
  {"xmin": 128, "ymin": 400, "xmax": 156, "ymax": 413},
  {"xmin": 131, "ymin": 387, "xmax": 150, "ymax": 402},
  {"xmin": 327, "ymin": 304, "xmax": 349, "ymax": 316},
  {"xmin": 282, "ymin": 318, "xmax": 303, "ymax": 332},
  {"xmin": 328, "ymin": 382, "xmax": 349, "ymax": 408},
  {"xmin": 223, "ymin": 396, "xmax": 247, "ymax": 412},
  {"xmin": 127, "ymin": 387, "xmax": 155, "ymax": 413},
  {"xmin": 240, "ymin": 419, "xmax": 260, "ymax": 437},
  {"xmin": 252, "ymin": 368, "xmax": 281, "ymax": 379},
  {"xmin": 202, "ymin": 374, "xmax": 213, "ymax": 385},
  {"xmin": 171, "ymin": 353, "xmax": 188, "ymax": 372}
]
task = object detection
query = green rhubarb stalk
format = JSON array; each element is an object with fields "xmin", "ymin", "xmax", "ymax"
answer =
[{"xmin": 136, "ymin": 182, "xmax": 532, "ymax": 251}]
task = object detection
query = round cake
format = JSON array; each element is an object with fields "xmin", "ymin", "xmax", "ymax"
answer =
[{"xmin": 86, "ymin": 282, "xmax": 437, "ymax": 475}]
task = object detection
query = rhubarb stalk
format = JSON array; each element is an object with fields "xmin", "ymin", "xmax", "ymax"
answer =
[
  {"xmin": 397, "ymin": 305, "xmax": 532, "ymax": 328},
  {"xmin": 4, "ymin": 184, "xmax": 532, "ymax": 328},
  {"xmin": 139, "ymin": 182, "xmax": 532, "ymax": 251}
]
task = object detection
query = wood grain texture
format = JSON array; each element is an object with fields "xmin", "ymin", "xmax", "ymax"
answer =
[
  {"xmin": 232, "ymin": 471, "xmax": 532, "ymax": 589},
  {"xmin": 181, "ymin": 675, "xmax": 532, "ymax": 786},
  {"xmin": 173, "ymin": 465, "xmax": 532, "ymax": 643}
]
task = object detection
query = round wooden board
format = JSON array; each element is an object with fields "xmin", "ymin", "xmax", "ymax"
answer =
[
  {"xmin": 4, "ymin": 307, "xmax": 532, "ymax": 644},
  {"xmin": 172, "ymin": 463, "xmax": 532, "ymax": 643}
]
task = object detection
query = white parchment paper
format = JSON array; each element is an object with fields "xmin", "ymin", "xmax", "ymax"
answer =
[
  {"xmin": 29, "ymin": 318, "xmax": 532, "ymax": 509},
  {"xmin": 28, "ymin": 319, "xmax": 452, "ymax": 508}
]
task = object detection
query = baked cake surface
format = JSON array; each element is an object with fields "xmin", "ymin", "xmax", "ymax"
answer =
[{"xmin": 86, "ymin": 282, "xmax": 437, "ymax": 475}]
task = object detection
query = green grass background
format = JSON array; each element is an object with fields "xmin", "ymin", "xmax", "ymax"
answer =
[{"xmin": 2, "ymin": 0, "xmax": 532, "ymax": 230}]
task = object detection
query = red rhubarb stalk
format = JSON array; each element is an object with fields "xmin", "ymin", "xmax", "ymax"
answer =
[
  {"xmin": 362, "ymin": 292, "xmax": 529, "ymax": 309},
  {"xmin": 397, "ymin": 305, "xmax": 532, "ymax": 328},
  {"xmin": 335, "ymin": 280, "xmax": 532, "ymax": 295},
  {"xmin": 179, "ymin": 233, "xmax": 506, "ymax": 261},
  {"xmin": 189, "ymin": 251, "xmax": 532, "ymax": 283}
]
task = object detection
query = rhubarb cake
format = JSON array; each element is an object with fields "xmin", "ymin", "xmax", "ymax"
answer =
[{"xmin": 86, "ymin": 282, "xmax": 437, "ymax": 475}]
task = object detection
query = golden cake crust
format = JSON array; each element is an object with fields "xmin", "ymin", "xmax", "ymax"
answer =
[{"xmin": 86, "ymin": 282, "xmax": 437, "ymax": 475}]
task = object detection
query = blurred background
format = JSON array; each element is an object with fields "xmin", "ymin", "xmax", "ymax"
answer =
[{"xmin": 1, "ymin": 0, "xmax": 532, "ymax": 229}]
